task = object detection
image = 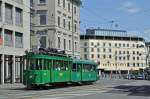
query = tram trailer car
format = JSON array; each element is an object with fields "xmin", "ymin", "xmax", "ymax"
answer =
[{"xmin": 23, "ymin": 53, "xmax": 98, "ymax": 88}]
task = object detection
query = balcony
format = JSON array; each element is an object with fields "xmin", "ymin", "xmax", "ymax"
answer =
[{"xmin": 13, "ymin": 0, "xmax": 23, "ymax": 4}]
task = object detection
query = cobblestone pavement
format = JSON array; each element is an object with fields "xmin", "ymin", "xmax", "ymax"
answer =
[{"xmin": 0, "ymin": 78, "xmax": 150, "ymax": 99}]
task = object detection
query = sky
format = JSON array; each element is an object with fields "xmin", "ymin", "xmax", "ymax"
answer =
[{"xmin": 80, "ymin": 0, "xmax": 150, "ymax": 41}]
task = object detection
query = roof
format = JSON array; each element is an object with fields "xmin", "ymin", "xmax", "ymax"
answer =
[
  {"xmin": 73, "ymin": 59, "xmax": 97, "ymax": 65},
  {"xmin": 24, "ymin": 54, "xmax": 72, "ymax": 61},
  {"xmin": 87, "ymin": 28, "xmax": 127, "ymax": 33},
  {"xmin": 80, "ymin": 35, "xmax": 145, "ymax": 42}
]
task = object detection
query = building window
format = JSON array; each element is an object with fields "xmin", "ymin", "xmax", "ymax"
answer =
[
  {"xmin": 15, "ymin": 8, "xmax": 23, "ymax": 27},
  {"xmin": 127, "ymin": 55, "xmax": 130, "ymax": 60},
  {"xmin": 97, "ymin": 48, "xmax": 100, "ymax": 52},
  {"xmin": 103, "ymin": 42, "xmax": 106, "ymax": 46},
  {"xmin": 68, "ymin": 21, "xmax": 71, "ymax": 30},
  {"xmin": 103, "ymin": 55, "xmax": 106, "ymax": 59},
  {"xmin": 5, "ymin": 4, "xmax": 13, "ymax": 24},
  {"xmin": 127, "ymin": 63, "xmax": 130, "ymax": 67},
  {"xmin": 15, "ymin": 32, "xmax": 23, "ymax": 48},
  {"xmin": 58, "ymin": 16, "xmax": 60, "ymax": 27},
  {"xmin": 74, "ymin": 6, "xmax": 76, "ymax": 15},
  {"xmin": 136, "ymin": 44, "xmax": 139, "ymax": 48},
  {"xmin": 109, "ymin": 49, "xmax": 111, "ymax": 53},
  {"xmin": 109, "ymin": 55, "xmax": 111, "ymax": 59},
  {"xmin": 84, "ymin": 42, "xmax": 87, "ymax": 46},
  {"xmin": 133, "ymin": 57, "xmax": 135, "ymax": 60},
  {"xmin": 84, "ymin": 48, "xmax": 87, "ymax": 52},
  {"xmin": 68, "ymin": 3, "xmax": 70, "ymax": 12},
  {"xmin": 97, "ymin": 61, "xmax": 100, "ymax": 65},
  {"xmin": 123, "ymin": 51, "xmax": 125, "ymax": 54},
  {"xmin": 115, "ymin": 43, "xmax": 117, "ymax": 47},
  {"xmin": 39, "ymin": 0, "xmax": 46, "ymax": 4},
  {"xmin": 127, "ymin": 44, "xmax": 129, "ymax": 47},
  {"xmin": 123, "ymin": 57, "xmax": 126, "ymax": 60},
  {"xmin": 40, "ymin": 36, "xmax": 47, "ymax": 48},
  {"xmin": 119, "ymin": 51, "xmax": 121, "ymax": 54},
  {"xmin": 119, "ymin": 43, "xmax": 121, "ymax": 47},
  {"xmin": 103, "ymin": 48, "xmax": 106, "ymax": 52},
  {"xmin": 69, "ymin": 40, "xmax": 71, "ymax": 50},
  {"xmin": 75, "ymin": 42, "xmax": 77, "ymax": 51},
  {"xmin": 119, "ymin": 57, "xmax": 121, "ymax": 60},
  {"xmin": 91, "ymin": 54, "xmax": 94, "ymax": 58},
  {"xmin": 63, "ymin": 19, "xmax": 66, "ymax": 28},
  {"xmin": 84, "ymin": 54, "xmax": 87, "ymax": 60},
  {"xmin": 133, "ymin": 51, "xmax": 135, "ymax": 54},
  {"xmin": 97, "ymin": 42, "xmax": 100, "ymax": 46},
  {"xmin": 137, "ymin": 57, "xmax": 139, "ymax": 60},
  {"xmin": 64, "ymin": 39, "xmax": 66, "ymax": 50},
  {"xmin": 58, "ymin": 0, "xmax": 60, "ymax": 6},
  {"xmin": 58, "ymin": 37, "xmax": 61, "ymax": 48},
  {"xmin": 91, "ymin": 48, "xmax": 94, "ymax": 52},
  {"xmin": 91, "ymin": 42, "xmax": 94, "ymax": 46},
  {"xmin": 127, "ymin": 51, "xmax": 129, "ymax": 54},
  {"xmin": 74, "ymin": 24, "xmax": 77, "ymax": 32},
  {"xmin": 115, "ymin": 56, "xmax": 117, "ymax": 61},
  {"xmin": 109, "ymin": 43, "xmax": 111, "ymax": 47},
  {"xmin": 115, "ymin": 51, "xmax": 117, "ymax": 54},
  {"xmin": 132, "ymin": 44, "xmax": 135, "ymax": 47},
  {"xmin": 123, "ymin": 43, "xmax": 125, "ymax": 47},
  {"xmin": 97, "ymin": 54, "xmax": 100, "ymax": 58},
  {"xmin": 37, "ymin": 10, "xmax": 47, "ymax": 25},
  {"xmin": 4, "ymin": 30, "xmax": 13, "ymax": 46},
  {"xmin": 137, "ymin": 63, "xmax": 139, "ymax": 67},
  {"xmin": 63, "ymin": 0, "xmax": 65, "ymax": 8},
  {"xmin": 133, "ymin": 63, "xmax": 135, "ymax": 67}
]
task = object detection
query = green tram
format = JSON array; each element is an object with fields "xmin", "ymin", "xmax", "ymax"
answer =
[{"xmin": 23, "ymin": 50, "xmax": 98, "ymax": 87}]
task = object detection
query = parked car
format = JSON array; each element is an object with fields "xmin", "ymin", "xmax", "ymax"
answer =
[
  {"xmin": 123, "ymin": 74, "xmax": 136, "ymax": 80},
  {"xmin": 135, "ymin": 74, "xmax": 145, "ymax": 80}
]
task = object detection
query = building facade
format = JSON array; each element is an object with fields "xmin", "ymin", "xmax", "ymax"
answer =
[
  {"xmin": 0, "ymin": 0, "xmax": 30, "ymax": 84},
  {"xmin": 80, "ymin": 29, "xmax": 147, "ymax": 75},
  {"xmin": 86, "ymin": 28, "xmax": 128, "ymax": 37},
  {"xmin": 146, "ymin": 42, "xmax": 150, "ymax": 68},
  {"xmin": 31, "ymin": 0, "xmax": 81, "ymax": 58}
]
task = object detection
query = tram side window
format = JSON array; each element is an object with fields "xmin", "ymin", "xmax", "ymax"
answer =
[
  {"xmin": 26, "ymin": 58, "xmax": 30, "ymax": 70},
  {"xmin": 83, "ymin": 64, "xmax": 92, "ymax": 72},
  {"xmin": 30, "ymin": 59, "xmax": 36, "ymax": 70},
  {"xmin": 53, "ymin": 60, "xmax": 61, "ymax": 71},
  {"xmin": 76, "ymin": 64, "xmax": 81, "ymax": 72},
  {"xmin": 53, "ymin": 60, "xmax": 68, "ymax": 71},
  {"xmin": 63, "ymin": 61, "xmax": 68, "ymax": 70},
  {"xmin": 43, "ymin": 60, "xmax": 48, "ymax": 70},
  {"xmin": 35, "ymin": 59, "xmax": 43, "ymax": 70},
  {"xmin": 72, "ymin": 63, "xmax": 77, "ymax": 71}
]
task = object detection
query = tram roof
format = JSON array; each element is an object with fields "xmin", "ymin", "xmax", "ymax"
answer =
[
  {"xmin": 24, "ymin": 54, "xmax": 72, "ymax": 61},
  {"xmin": 73, "ymin": 59, "xmax": 97, "ymax": 65}
]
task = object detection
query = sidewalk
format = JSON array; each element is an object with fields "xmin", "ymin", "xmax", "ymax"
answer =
[{"xmin": 0, "ymin": 83, "xmax": 25, "ymax": 89}]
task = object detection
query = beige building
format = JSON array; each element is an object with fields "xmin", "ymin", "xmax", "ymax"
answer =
[
  {"xmin": 31, "ymin": 0, "xmax": 81, "ymax": 58},
  {"xmin": 0, "ymin": 0, "xmax": 30, "ymax": 84},
  {"xmin": 80, "ymin": 34, "xmax": 147, "ymax": 74},
  {"xmin": 146, "ymin": 42, "xmax": 150, "ymax": 68}
]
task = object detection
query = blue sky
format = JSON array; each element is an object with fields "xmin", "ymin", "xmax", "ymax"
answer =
[{"xmin": 80, "ymin": 0, "xmax": 150, "ymax": 41}]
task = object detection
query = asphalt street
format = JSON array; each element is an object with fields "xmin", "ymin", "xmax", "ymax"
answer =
[{"xmin": 0, "ymin": 78, "xmax": 150, "ymax": 99}]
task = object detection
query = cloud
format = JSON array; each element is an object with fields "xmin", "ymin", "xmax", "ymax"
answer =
[{"xmin": 120, "ymin": 1, "xmax": 141, "ymax": 14}]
